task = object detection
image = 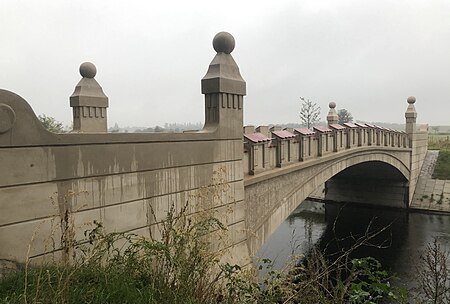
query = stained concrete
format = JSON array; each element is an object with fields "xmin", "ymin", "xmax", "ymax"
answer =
[{"xmin": 0, "ymin": 32, "xmax": 247, "ymax": 267}]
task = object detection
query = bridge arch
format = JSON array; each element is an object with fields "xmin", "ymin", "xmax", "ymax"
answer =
[{"xmin": 244, "ymin": 149, "xmax": 411, "ymax": 257}]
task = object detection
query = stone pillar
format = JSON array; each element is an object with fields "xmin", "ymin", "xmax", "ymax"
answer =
[
  {"xmin": 405, "ymin": 96, "xmax": 417, "ymax": 143},
  {"xmin": 327, "ymin": 101, "xmax": 338, "ymax": 125},
  {"xmin": 405, "ymin": 95, "xmax": 421, "ymax": 205},
  {"xmin": 243, "ymin": 125, "xmax": 255, "ymax": 134},
  {"xmin": 327, "ymin": 101, "xmax": 338, "ymax": 152},
  {"xmin": 70, "ymin": 62, "xmax": 109, "ymax": 132},
  {"xmin": 201, "ymin": 32, "xmax": 246, "ymax": 137}
]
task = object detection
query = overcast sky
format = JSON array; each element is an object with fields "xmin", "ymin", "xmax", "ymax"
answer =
[{"xmin": 1, "ymin": 0, "xmax": 449, "ymax": 128}]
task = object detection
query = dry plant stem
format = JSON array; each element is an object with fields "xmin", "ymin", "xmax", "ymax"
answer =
[{"xmin": 414, "ymin": 238, "xmax": 450, "ymax": 303}]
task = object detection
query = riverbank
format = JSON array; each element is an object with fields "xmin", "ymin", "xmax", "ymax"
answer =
[{"xmin": 410, "ymin": 150, "xmax": 450, "ymax": 212}]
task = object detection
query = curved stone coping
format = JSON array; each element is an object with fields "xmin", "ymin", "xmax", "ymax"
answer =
[{"xmin": 0, "ymin": 89, "xmax": 237, "ymax": 147}]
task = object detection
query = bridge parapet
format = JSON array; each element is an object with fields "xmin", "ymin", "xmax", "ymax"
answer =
[
  {"xmin": 243, "ymin": 102, "xmax": 410, "ymax": 176},
  {"xmin": 244, "ymin": 98, "xmax": 428, "ymax": 257},
  {"xmin": 0, "ymin": 32, "xmax": 248, "ymax": 266}
]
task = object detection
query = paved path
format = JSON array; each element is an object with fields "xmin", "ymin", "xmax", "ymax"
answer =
[{"xmin": 410, "ymin": 151, "xmax": 450, "ymax": 212}]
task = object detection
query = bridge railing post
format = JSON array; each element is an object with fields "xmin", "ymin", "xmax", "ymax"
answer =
[
  {"xmin": 201, "ymin": 32, "xmax": 246, "ymax": 137},
  {"xmin": 327, "ymin": 101, "xmax": 339, "ymax": 152},
  {"xmin": 70, "ymin": 62, "xmax": 109, "ymax": 133},
  {"xmin": 405, "ymin": 96, "xmax": 417, "ymax": 148}
]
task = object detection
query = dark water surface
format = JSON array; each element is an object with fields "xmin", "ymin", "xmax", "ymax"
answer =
[{"xmin": 256, "ymin": 200, "xmax": 450, "ymax": 287}]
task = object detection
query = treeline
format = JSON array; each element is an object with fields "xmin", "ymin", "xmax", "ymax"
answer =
[{"xmin": 108, "ymin": 122, "xmax": 204, "ymax": 133}]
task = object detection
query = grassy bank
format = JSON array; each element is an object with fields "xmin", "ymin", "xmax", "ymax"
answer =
[{"xmin": 433, "ymin": 150, "xmax": 450, "ymax": 179}]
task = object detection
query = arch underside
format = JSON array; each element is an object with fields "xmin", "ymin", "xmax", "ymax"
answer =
[{"xmin": 245, "ymin": 150, "xmax": 411, "ymax": 257}]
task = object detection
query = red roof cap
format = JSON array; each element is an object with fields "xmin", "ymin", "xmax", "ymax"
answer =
[
  {"xmin": 313, "ymin": 126, "xmax": 332, "ymax": 133},
  {"xmin": 272, "ymin": 130, "xmax": 295, "ymax": 139},
  {"xmin": 244, "ymin": 132, "xmax": 271, "ymax": 143},
  {"xmin": 329, "ymin": 124, "xmax": 346, "ymax": 130},
  {"xmin": 343, "ymin": 122, "xmax": 358, "ymax": 128},
  {"xmin": 355, "ymin": 122, "xmax": 367, "ymax": 128},
  {"xmin": 294, "ymin": 128, "xmax": 315, "ymax": 135}
]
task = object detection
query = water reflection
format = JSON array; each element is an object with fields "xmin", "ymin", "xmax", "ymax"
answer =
[{"xmin": 256, "ymin": 200, "xmax": 450, "ymax": 287}]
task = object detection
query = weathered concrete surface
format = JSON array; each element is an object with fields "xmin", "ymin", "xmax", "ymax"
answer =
[{"xmin": 0, "ymin": 32, "xmax": 248, "ymax": 267}]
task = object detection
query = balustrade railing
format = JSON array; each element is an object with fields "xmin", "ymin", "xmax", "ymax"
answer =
[{"xmin": 243, "ymin": 122, "xmax": 410, "ymax": 176}]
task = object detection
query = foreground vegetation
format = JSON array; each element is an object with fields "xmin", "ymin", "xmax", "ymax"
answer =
[
  {"xmin": 0, "ymin": 206, "xmax": 403, "ymax": 303},
  {"xmin": 1, "ymin": 202, "xmax": 448, "ymax": 303},
  {"xmin": 429, "ymin": 133, "xmax": 450, "ymax": 151}
]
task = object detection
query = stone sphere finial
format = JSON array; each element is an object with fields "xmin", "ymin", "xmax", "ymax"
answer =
[
  {"xmin": 213, "ymin": 32, "xmax": 235, "ymax": 54},
  {"xmin": 407, "ymin": 96, "xmax": 416, "ymax": 104},
  {"xmin": 79, "ymin": 62, "xmax": 97, "ymax": 78},
  {"xmin": 329, "ymin": 101, "xmax": 336, "ymax": 109}
]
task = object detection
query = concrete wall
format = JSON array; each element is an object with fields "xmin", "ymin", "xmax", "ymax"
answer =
[{"xmin": 0, "ymin": 32, "xmax": 249, "ymax": 266}]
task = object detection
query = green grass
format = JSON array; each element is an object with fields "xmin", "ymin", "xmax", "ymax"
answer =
[
  {"xmin": 433, "ymin": 150, "xmax": 450, "ymax": 179},
  {"xmin": 0, "ymin": 265, "xmax": 163, "ymax": 304}
]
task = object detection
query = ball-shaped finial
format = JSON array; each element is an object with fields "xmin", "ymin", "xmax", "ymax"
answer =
[
  {"xmin": 407, "ymin": 96, "xmax": 416, "ymax": 104},
  {"xmin": 79, "ymin": 62, "xmax": 97, "ymax": 78},
  {"xmin": 329, "ymin": 101, "xmax": 336, "ymax": 109},
  {"xmin": 213, "ymin": 32, "xmax": 235, "ymax": 54}
]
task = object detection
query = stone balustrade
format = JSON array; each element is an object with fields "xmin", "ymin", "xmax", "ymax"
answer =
[{"xmin": 243, "ymin": 103, "xmax": 411, "ymax": 176}]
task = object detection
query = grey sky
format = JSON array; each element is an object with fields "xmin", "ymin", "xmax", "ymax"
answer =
[{"xmin": 1, "ymin": 0, "xmax": 449, "ymax": 128}]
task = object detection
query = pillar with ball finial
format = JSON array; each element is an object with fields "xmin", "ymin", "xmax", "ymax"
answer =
[
  {"xmin": 201, "ymin": 32, "xmax": 246, "ymax": 137},
  {"xmin": 327, "ymin": 101, "xmax": 338, "ymax": 125},
  {"xmin": 70, "ymin": 62, "xmax": 109, "ymax": 132},
  {"xmin": 405, "ymin": 96, "xmax": 417, "ymax": 133},
  {"xmin": 405, "ymin": 96, "xmax": 417, "ymax": 147}
]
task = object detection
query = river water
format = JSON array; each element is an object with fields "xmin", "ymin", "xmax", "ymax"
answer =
[{"xmin": 256, "ymin": 200, "xmax": 450, "ymax": 288}]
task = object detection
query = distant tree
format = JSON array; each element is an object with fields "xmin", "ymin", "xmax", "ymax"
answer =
[
  {"xmin": 110, "ymin": 122, "xmax": 120, "ymax": 133},
  {"xmin": 38, "ymin": 114, "xmax": 66, "ymax": 133},
  {"xmin": 431, "ymin": 126, "xmax": 440, "ymax": 134},
  {"xmin": 338, "ymin": 109, "xmax": 353, "ymax": 124},
  {"xmin": 299, "ymin": 97, "xmax": 321, "ymax": 129},
  {"xmin": 154, "ymin": 126, "xmax": 165, "ymax": 133}
]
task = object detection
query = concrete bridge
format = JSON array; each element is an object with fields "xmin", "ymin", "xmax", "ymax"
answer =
[{"xmin": 0, "ymin": 32, "xmax": 427, "ymax": 267}]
